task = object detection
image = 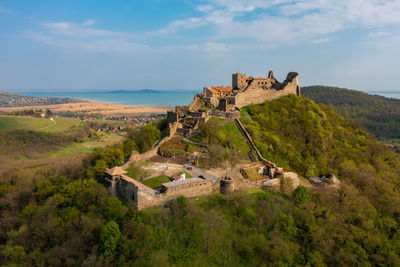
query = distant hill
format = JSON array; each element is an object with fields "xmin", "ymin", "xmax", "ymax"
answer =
[
  {"xmin": 108, "ymin": 89, "xmax": 197, "ymax": 93},
  {"xmin": 302, "ymin": 86, "xmax": 400, "ymax": 138},
  {"xmin": 0, "ymin": 91, "xmax": 82, "ymax": 107},
  {"xmin": 109, "ymin": 89, "xmax": 161, "ymax": 93}
]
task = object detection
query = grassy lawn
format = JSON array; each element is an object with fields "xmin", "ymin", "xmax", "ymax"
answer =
[
  {"xmin": 0, "ymin": 115, "xmax": 53, "ymax": 131},
  {"xmin": 244, "ymin": 168, "xmax": 262, "ymax": 180},
  {"xmin": 47, "ymin": 133, "xmax": 125, "ymax": 158},
  {"xmin": 176, "ymin": 171, "xmax": 193, "ymax": 178},
  {"xmin": 142, "ymin": 175, "xmax": 172, "ymax": 189},
  {"xmin": 42, "ymin": 117, "xmax": 83, "ymax": 133},
  {"xmin": 217, "ymin": 121, "xmax": 251, "ymax": 156},
  {"xmin": 126, "ymin": 164, "xmax": 151, "ymax": 180},
  {"xmin": 0, "ymin": 115, "xmax": 82, "ymax": 133},
  {"xmin": 207, "ymin": 117, "xmax": 227, "ymax": 123}
]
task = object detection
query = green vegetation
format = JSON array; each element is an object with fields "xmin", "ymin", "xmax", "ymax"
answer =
[
  {"xmin": 244, "ymin": 168, "xmax": 262, "ymax": 180},
  {"xmin": 177, "ymin": 170, "xmax": 192, "ymax": 178},
  {"xmin": 128, "ymin": 123, "xmax": 160, "ymax": 153},
  {"xmin": 47, "ymin": 134, "xmax": 125, "ymax": 158},
  {"xmin": 194, "ymin": 117, "xmax": 251, "ymax": 167},
  {"xmin": 159, "ymin": 135, "xmax": 188, "ymax": 157},
  {"xmin": 142, "ymin": 175, "xmax": 171, "ymax": 188},
  {"xmin": 241, "ymin": 94, "xmax": 384, "ymax": 177},
  {"xmin": 125, "ymin": 165, "xmax": 151, "ymax": 180},
  {"xmin": 0, "ymin": 115, "xmax": 82, "ymax": 133},
  {"xmin": 302, "ymin": 86, "xmax": 400, "ymax": 138},
  {"xmin": 1, "ymin": 95, "xmax": 400, "ymax": 266}
]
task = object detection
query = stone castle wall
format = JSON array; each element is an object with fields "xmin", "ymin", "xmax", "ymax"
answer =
[
  {"xmin": 135, "ymin": 179, "xmax": 218, "ymax": 210},
  {"xmin": 120, "ymin": 122, "xmax": 179, "ymax": 169},
  {"xmin": 188, "ymin": 94, "xmax": 203, "ymax": 111},
  {"xmin": 235, "ymin": 74, "xmax": 299, "ymax": 108}
]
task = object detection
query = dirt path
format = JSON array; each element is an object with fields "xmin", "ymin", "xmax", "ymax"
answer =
[{"xmin": 39, "ymin": 118, "xmax": 56, "ymax": 130}]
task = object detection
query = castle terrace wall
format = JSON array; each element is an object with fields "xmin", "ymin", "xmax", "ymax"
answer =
[
  {"xmin": 188, "ymin": 94, "xmax": 203, "ymax": 111},
  {"xmin": 135, "ymin": 179, "xmax": 218, "ymax": 210},
  {"xmin": 120, "ymin": 122, "xmax": 179, "ymax": 169},
  {"xmin": 213, "ymin": 111, "xmax": 240, "ymax": 121},
  {"xmin": 235, "ymin": 81, "xmax": 298, "ymax": 108}
]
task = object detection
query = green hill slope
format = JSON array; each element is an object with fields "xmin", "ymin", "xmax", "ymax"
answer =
[
  {"xmin": 2, "ymin": 95, "xmax": 400, "ymax": 266},
  {"xmin": 302, "ymin": 86, "xmax": 400, "ymax": 138},
  {"xmin": 240, "ymin": 94, "xmax": 400, "ymax": 211}
]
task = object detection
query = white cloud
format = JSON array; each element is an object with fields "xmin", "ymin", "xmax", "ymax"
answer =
[
  {"xmin": 312, "ymin": 38, "xmax": 330, "ymax": 44},
  {"xmin": 82, "ymin": 19, "xmax": 96, "ymax": 27},
  {"xmin": 0, "ymin": 6, "xmax": 13, "ymax": 14},
  {"xmin": 27, "ymin": 21, "xmax": 149, "ymax": 52},
  {"xmin": 197, "ymin": 5, "xmax": 214, "ymax": 12},
  {"xmin": 25, "ymin": 0, "xmax": 400, "ymax": 53},
  {"xmin": 155, "ymin": 0, "xmax": 400, "ymax": 48}
]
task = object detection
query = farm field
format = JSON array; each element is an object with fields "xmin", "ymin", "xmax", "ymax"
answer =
[{"xmin": 0, "ymin": 115, "xmax": 83, "ymax": 132}]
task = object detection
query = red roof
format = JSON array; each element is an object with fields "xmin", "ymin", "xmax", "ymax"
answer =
[
  {"xmin": 172, "ymin": 173, "xmax": 181, "ymax": 180},
  {"xmin": 212, "ymin": 86, "xmax": 232, "ymax": 92},
  {"xmin": 208, "ymin": 87, "xmax": 220, "ymax": 94}
]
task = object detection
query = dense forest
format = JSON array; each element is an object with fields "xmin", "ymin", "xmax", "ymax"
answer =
[
  {"xmin": 302, "ymin": 86, "xmax": 400, "ymax": 138},
  {"xmin": 1, "ymin": 96, "xmax": 400, "ymax": 266}
]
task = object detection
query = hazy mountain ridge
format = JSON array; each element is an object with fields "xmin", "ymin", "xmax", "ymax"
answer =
[{"xmin": 302, "ymin": 86, "xmax": 400, "ymax": 138}]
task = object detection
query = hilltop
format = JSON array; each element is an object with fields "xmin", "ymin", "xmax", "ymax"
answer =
[
  {"xmin": 302, "ymin": 86, "xmax": 400, "ymax": 138},
  {"xmin": 2, "ymin": 92, "xmax": 400, "ymax": 265}
]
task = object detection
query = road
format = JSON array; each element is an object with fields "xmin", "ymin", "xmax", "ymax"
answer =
[{"xmin": 187, "ymin": 166, "xmax": 219, "ymax": 182}]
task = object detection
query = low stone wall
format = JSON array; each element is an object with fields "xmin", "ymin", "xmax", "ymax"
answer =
[
  {"xmin": 136, "ymin": 179, "xmax": 218, "ymax": 210},
  {"xmin": 213, "ymin": 111, "xmax": 240, "ymax": 121},
  {"xmin": 120, "ymin": 122, "xmax": 179, "ymax": 170},
  {"xmin": 235, "ymin": 118, "xmax": 276, "ymax": 168}
]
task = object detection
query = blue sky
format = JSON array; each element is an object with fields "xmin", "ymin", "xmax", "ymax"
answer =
[{"xmin": 0, "ymin": 0, "xmax": 399, "ymax": 92}]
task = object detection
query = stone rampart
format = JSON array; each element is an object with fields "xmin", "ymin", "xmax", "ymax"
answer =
[
  {"xmin": 188, "ymin": 94, "xmax": 203, "ymax": 111},
  {"xmin": 120, "ymin": 122, "xmax": 179, "ymax": 169},
  {"xmin": 213, "ymin": 111, "xmax": 240, "ymax": 121},
  {"xmin": 235, "ymin": 118, "xmax": 276, "ymax": 168},
  {"xmin": 235, "ymin": 82, "xmax": 298, "ymax": 108},
  {"xmin": 135, "ymin": 178, "xmax": 218, "ymax": 210}
]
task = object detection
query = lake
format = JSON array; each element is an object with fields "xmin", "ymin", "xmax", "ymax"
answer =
[
  {"xmin": 21, "ymin": 90, "xmax": 199, "ymax": 107},
  {"xmin": 20, "ymin": 90, "xmax": 400, "ymax": 107}
]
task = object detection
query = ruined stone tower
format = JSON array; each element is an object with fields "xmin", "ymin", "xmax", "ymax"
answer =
[{"xmin": 232, "ymin": 73, "xmax": 247, "ymax": 90}]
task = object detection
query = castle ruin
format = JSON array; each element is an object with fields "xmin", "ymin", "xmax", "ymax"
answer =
[
  {"xmin": 105, "ymin": 69, "xmax": 302, "ymax": 210},
  {"xmin": 167, "ymin": 70, "xmax": 300, "ymax": 136}
]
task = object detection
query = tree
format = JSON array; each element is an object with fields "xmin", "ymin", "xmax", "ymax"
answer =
[
  {"xmin": 100, "ymin": 221, "xmax": 121, "ymax": 259},
  {"xmin": 292, "ymin": 186, "xmax": 311, "ymax": 205},
  {"xmin": 87, "ymin": 159, "xmax": 108, "ymax": 182},
  {"xmin": 103, "ymin": 197, "xmax": 126, "ymax": 222},
  {"xmin": 129, "ymin": 124, "xmax": 160, "ymax": 153},
  {"xmin": 208, "ymin": 144, "xmax": 226, "ymax": 168},
  {"xmin": 45, "ymin": 109, "xmax": 53, "ymax": 118}
]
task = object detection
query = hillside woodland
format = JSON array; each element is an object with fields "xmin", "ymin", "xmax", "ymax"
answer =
[
  {"xmin": 1, "ymin": 96, "xmax": 400, "ymax": 266},
  {"xmin": 302, "ymin": 86, "xmax": 400, "ymax": 138}
]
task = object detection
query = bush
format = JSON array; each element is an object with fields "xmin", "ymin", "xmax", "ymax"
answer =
[{"xmin": 292, "ymin": 186, "xmax": 311, "ymax": 204}]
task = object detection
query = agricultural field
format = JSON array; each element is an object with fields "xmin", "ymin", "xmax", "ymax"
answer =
[{"xmin": 0, "ymin": 115, "xmax": 83, "ymax": 133}]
